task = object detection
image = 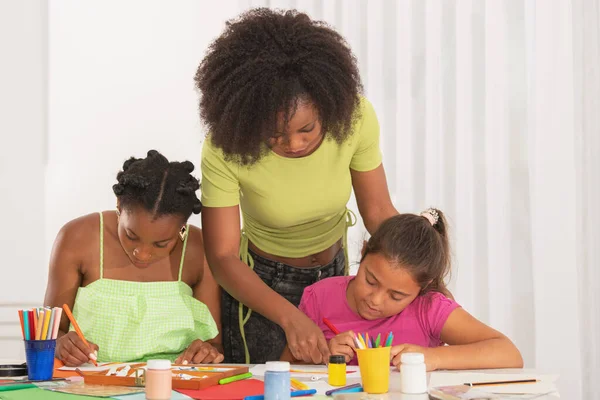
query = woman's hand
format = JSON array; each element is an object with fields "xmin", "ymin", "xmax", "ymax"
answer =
[
  {"xmin": 175, "ymin": 340, "xmax": 224, "ymax": 364},
  {"xmin": 328, "ymin": 331, "xmax": 356, "ymax": 363},
  {"xmin": 390, "ymin": 344, "xmax": 440, "ymax": 371},
  {"xmin": 283, "ymin": 311, "xmax": 330, "ymax": 364},
  {"xmin": 56, "ymin": 331, "xmax": 99, "ymax": 367}
]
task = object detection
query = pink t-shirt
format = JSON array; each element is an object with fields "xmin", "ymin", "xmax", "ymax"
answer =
[{"xmin": 299, "ymin": 276, "xmax": 460, "ymax": 365}]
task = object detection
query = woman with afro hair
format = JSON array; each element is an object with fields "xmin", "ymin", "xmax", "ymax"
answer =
[
  {"xmin": 197, "ymin": 8, "xmax": 398, "ymax": 364},
  {"xmin": 44, "ymin": 150, "xmax": 223, "ymax": 366}
]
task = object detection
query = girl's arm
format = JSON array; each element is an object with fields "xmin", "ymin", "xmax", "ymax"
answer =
[
  {"xmin": 44, "ymin": 216, "xmax": 99, "ymax": 366},
  {"xmin": 44, "ymin": 221, "xmax": 84, "ymax": 336},
  {"xmin": 392, "ymin": 308, "xmax": 523, "ymax": 371}
]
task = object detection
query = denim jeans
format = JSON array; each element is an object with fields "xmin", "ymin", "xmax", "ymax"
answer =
[{"xmin": 221, "ymin": 248, "xmax": 346, "ymax": 363}]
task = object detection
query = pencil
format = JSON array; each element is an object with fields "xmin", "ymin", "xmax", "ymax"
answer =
[
  {"xmin": 46, "ymin": 309, "xmax": 55, "ymax": 340},
  {"xmin": 465, "ymin": 379, "xmax": 539, "ymax": 387},
  {"xmin": 35, "ymin": 309, "xmax": 45, "ymax": 340},
  {"xmin": 289, "ymin": 369, "xmax": 329, "ymax": 375},
  {"xmin": 322, "ymin": 318, "xmax": 340, "ymax": 335},
  {"xmin": 17, "ymin": 310, "xmax": 24, "ymax": 339},
  {"xmin": 27, "ymin": 310, "xmax": 35, "ymax": 340},
  {"xmin": 356, "ymin": 333, "xmax": 367, "ymax": 349},
  {"xmin": 52, "ymin": 308, "xmax": 62, "ymax": 340},
  {"xmin": 23, "ymin": 311, "xmax": 30, "ymax": 340},
  {"xmin": 384, "ymin": 332, "xmax": 394, "ymax": 347},
  {"xmin": 41, "ymin": 309, "xmax": 51, "ymax": 340},
  {"xmin": 375, "ymin": 333, "xmax": 381, "ymax": 348},
  {"xmin": 62, "ymin": 304, "xmax": 98, "ymax": 366},
  {"xmin": 352, "ymin": 333, "xmax": 364, "ymax": 349},
  {"xmin": 290, "ymin": 378, "xmax": 309, "ymax": 390}
]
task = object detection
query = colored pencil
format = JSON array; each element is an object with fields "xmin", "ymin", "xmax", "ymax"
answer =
[
  {"xmin": 27, "ymin": 310, "xmax": 35, "ymax": 340},
  {"xmin": 465, "ymin": 379, "xmax": 539, "ymax": 387},
  {"xmin": 47, "ymin": 309, "xmax": 55, "ymax": 340},
  {"xmin": 353, "ymin": 334, "xmax": 364, "ymax": 349},
  {"xmin": 52, "ymin": 308, "xmax": 63, "ymax": 340},
  {"xmin": 243, "ymin": 389, "xmax": 317, "ymax": 400},
  {"xmin": 290, "ymin": 377, "xmax": 309, "ymax": 390},
  {"xmin": 322, "ymin": 318, "xmax": 340, "ymax": 335},
  {"xmin": 219, "ymin": 372, "xmax": 252, "ymax": 384},
  {"xmin": 326, "ymin": 383, "xmax": 363, "ymax": 395},
  {"xmin": 365, "ymin": 333, "xmax": 371, "ymax": 348},
  {"xmin": 23, "ymin": 311, "xmax": 30, "ymax": 340},
  {"xmin": 356, "ymin": 333, "xmax": 366, "ymax": 349},
  {"xmin": 62, "ymin": 304, "xmax": 98, "ymax": 366},
  {"xmin": 41, "ymin": 309, "xmax": 51, "ymax": 340},
  {"xmin": 385, "ymin": 332, "xmax": 394, "ymax": 347},
  {"xmin": 375, "ymin": 333, "xmax": 381, "ymax": 348},
  {"xmin": 34, "ymin": 309, "xmax": 45, "ymax": 340},
  {"xmin": 17, "ymin": 311, "xmax": 24, "ymax": 339}
]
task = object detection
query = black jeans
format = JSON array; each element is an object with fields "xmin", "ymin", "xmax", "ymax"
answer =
[{"xmin": 221, "ymin": 248, "xmax": 346, "ymax": 363}]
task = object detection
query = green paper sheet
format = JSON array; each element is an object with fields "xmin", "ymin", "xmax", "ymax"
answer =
[{"xmin": 0, "ymin": 387, "xmax": 91, "ymax": 400}]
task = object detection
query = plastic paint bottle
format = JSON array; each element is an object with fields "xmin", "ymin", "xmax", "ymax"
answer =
[
  {"xmin": 264, "ymin": 361, "xmax": 290, "ymax": 400},
  {"xmin": 145, "ymin": 359, "xmax": 172, "ymax": 400},
  {"xmin": 328, "ymin": 355, "xmax": 347, "ymax": 386}
]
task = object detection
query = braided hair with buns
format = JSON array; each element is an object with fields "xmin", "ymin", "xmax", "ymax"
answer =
[{"xmin": 112, "ymin": 150, "xmax": 202, "ymax": 221}]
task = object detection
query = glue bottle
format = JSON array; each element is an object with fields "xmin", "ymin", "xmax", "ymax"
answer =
[
  {"xmin": 328, "ymin": 355, "xmax": 346, "ymax": 386},
  {"xmin": 145, "ymin": 359, "xmax": 172, "ymax": 400},
  {"xmin": 399, "ymin": 353, "xmax": 427, "ymax": 394},
  {"xmin": 264, "ymin": 361, "xmax": 290, "ymax": 400}
]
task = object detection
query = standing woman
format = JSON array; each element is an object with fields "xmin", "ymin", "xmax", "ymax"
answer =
[{"xmin": 196, "ymin": 8, "xmax": 398, "ymax": 364}]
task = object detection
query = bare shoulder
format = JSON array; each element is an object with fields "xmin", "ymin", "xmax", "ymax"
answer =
[
  {"xmin": 180, "ymin": 224, "xmax": 207, "ymax": 286},
  {"xmin": 185, "ymin": 225, "xmax": 206, "ymax": 262},
  {"xmin": 49, "ymin": 212, "xmax": 103, "ymax": 276},
  {"xmin": 54, "ymin": 212, "xmax": 101, "ymax": 249}
]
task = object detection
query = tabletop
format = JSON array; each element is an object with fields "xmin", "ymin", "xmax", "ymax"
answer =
[{"xmin": 0, "ymin": 360, "xmax": 560, "ymax": 399}]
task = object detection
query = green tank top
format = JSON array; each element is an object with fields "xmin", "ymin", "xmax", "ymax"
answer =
[{"xmin": 70, "ymin": 212, "xmax": 218, "ymax": 362}]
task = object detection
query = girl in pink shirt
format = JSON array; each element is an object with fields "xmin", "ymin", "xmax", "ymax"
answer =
[{"xmin": 286, "ymin": 209, "xmax": 523, "ymax": 371}]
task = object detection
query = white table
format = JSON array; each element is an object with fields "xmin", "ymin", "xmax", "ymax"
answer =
[
  {"xmin": 249, "ymin": 365, "xmax": 561, "ymax": 399},
  {"xmin": 0, "ymin": 360, "xmax": 560, "ymax": 399}
]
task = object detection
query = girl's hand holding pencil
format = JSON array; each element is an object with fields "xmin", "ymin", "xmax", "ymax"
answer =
[
  {"xmin": 56, "ymin": 304, "xmax": 99, "ymax": 367},
  {"xmin": 56, "ymin": 331, "xmax": 99, "ymax": 367},
  {"xmin": 327, "ymin": 331, "xmax": 357, "ymax": 363}
]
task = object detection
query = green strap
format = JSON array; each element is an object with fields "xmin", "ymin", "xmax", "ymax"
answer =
[
  {"xmin": 99, "ymin": 212, "xmax": 104, "ymax": 278},
  {"xmin": 237, "ymin": 208, "xmax": 356, "ymax": 364},
  {"xmin": 342, "ymin": 209, "xmax": 357, "ymax": 275},
  {"xmin": 238, "ymin": 230, "xmax": 254, "ymax": 364},
  {"xmin": 178, "ymin": 224, "xmax": 190, "ymax": 282}
]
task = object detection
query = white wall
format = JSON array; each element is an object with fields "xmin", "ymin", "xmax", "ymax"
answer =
[
  {"xmin": 46, "ymin": 0, "xmax": 242, "ymax": 252},
  {"xmin": 0, "ymin": 0, "xmax": 245, "ymax": 359},
  {"xmin": 0, "ymin": 0, "xmax": 48, "ymax": 360}
]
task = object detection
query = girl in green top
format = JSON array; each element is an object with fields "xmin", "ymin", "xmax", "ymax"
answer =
[
  {"xmin": 196, "ymin": 9, "xmax": 398, "ymax": 364},
  {"xmin": 44, "ymin": 150, "xmax": 222, "ymax": 366}
]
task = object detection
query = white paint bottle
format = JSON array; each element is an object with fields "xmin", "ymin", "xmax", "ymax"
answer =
[{"xmin": 400, "ymin": 352, "xmax": 427, "ymax": 394}]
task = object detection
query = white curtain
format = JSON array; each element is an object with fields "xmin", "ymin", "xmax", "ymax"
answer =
[{"xmin": 243, "ymin": 0, "xmax": 600, "ymax": 398}]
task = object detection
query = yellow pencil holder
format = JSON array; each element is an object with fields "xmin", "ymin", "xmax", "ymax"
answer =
[{"xmin": 356, "ymin": 347, "xmax": 391, "ymax": 394}]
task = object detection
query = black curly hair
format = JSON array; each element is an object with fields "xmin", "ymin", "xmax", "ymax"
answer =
[
  {"xmin": 195, "ymin": 8, "xmax": 363, "ymax": 165},
  {"xmin": 112, "ymin": 150, "xmax": 202, "ymax": 220}
]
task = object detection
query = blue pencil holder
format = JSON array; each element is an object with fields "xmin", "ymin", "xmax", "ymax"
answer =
[{"xmin": 24, "ymin": 339, "xmax": 56, "ymax": 381}]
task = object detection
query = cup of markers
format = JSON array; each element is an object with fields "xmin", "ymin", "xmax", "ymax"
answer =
[
  {"xmin": 354, "ymin": 331, "xmax": 394, "ymax": 394},
  {"xmin": 18, "ymin": 307, "xmax": 62, "ymax": 381}
]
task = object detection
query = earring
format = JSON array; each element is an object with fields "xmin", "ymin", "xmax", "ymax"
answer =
[{"xmin": 179, "ymin": 225, "xmax": 187, "ymax": 242}]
